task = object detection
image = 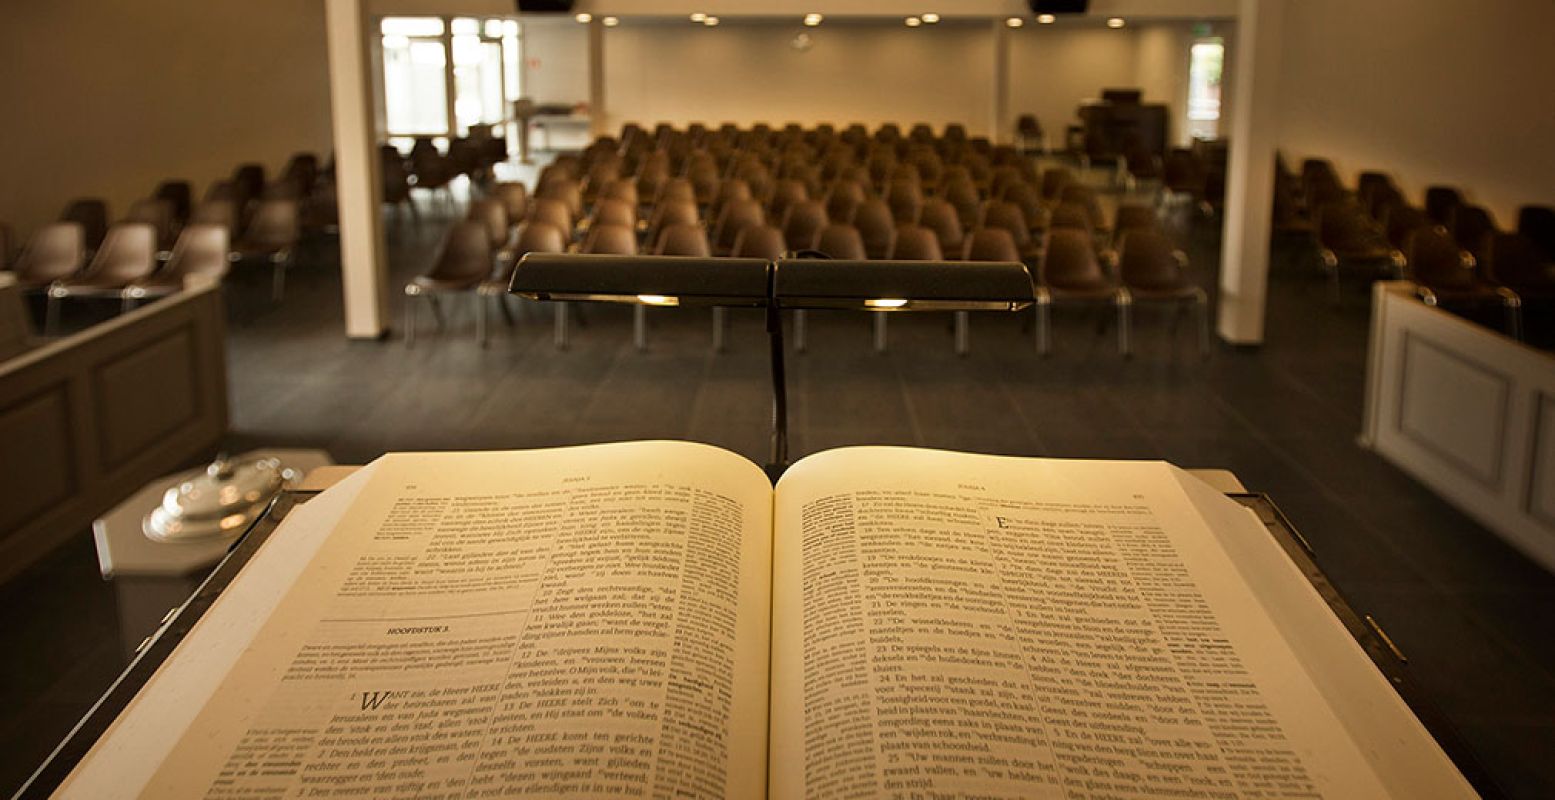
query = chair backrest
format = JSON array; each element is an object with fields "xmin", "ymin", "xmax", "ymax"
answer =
[
  {"xmin": 494, "ymin": 182, "xmax": 530, "ymax": 221},
  {"xmin": 1424, "ymin": 186, "xmax": 1463, "ymax": 226},
  {"xmin": 1517, "ymin": 205, "xmax": 1555, "ymax": 258},
  {"xmin": 164, "ymin": 224, "xmax": 230, "ymax": 282},
  {"xmin": 1040, "ymin": 168, "xmax": 1073, "ymax": 201},
  {"xmin": 154, "ymin": 181, "xmax": 194, "ymax": 224},
  {"xmin": 242, "ymin": 199, "xmax": 300, "ymax": 251},
  {"xmin": 659, "ymin": 177, "xmax": 697, "ymax": 207},
  {"xmin": 1383, "ymin": 204, "xmax": 1430, "ymax": 250},
  {"xmin": 963, "ymin": 227, "xmax": 1020, "ymax": 262},
  {"xmin": 731, "ymin": 224, "xmax": 787, "ymax": 260},
  {"xmin": 426, "ymin": 220, "xmax": 493, "ymax": 284},
  {"xmin": 982, "ymin": 201, "xmax": 1032, "ymax": 248},
  {"xmin": 919, "ymin": 199, "xmax": 964, "ymax": 253},
  {"xmin": 1316, "ymin": 200, "xmax": 1383, "ymax": 251},
  {"xmin": 654, "ymin": 223, "xmax": 711, "ymax": 257},
  {"xmin": 824, "ymin": 182, "xmax": 865, "ymax": 226},
  {"xmin": 1048, "ymin": 202, "xmax": 1093, "ymax": 236},
  {"xmin": 891, "ymin": 225, "xmax": 943, "ymax": 261},
  {"xmin": 1041, "ymin": 229, "xmax": 1107, "ymax": 289},
  {"xmin": 582, "ymin": 222, "xmax": 638, "ymax": 255},
  {"xmin": 1405, "ymin": 226, "xmax": 1477, "ymax": 289},
  {"xmin": 853, "ymin": 198, "xmax": 897, "ymax": 260},
  {"xmin": 942, "ymin": 180, "xmax": 982, "ymax": 230},
  {"xmin": 538, "ymin": 180, "xmax": 584, "ymax": 222},
  {"xmin": 1485, "ymin": 232, "xmax": 1555, "ymax": 289},
  {"xmin": 1449, "ymin": 205, "xmax": 1497, "ymax": 257},
  {"xmin": 769, "ymin": 179, "xmax": 809, "ymax": 221},
  {"xmin": 528, "ymin": 198, "xmax": 573, "ymax": 237},
  {"xmin": 815, "ymin": 224, "xmax": 867, "ymax": 260},
  {"xmin": 513, "ymin": 220, "xmax": 568, "ymax": 260},
  {"xmin": 650, "ymin": 199, "xmax": 699, "ymax": 231},
  {"xmin": 1118, "ymin": 230, "xmax": 1186, "ymax": 290},
  {"xmin": 85, "ymin": 223, "xmax": 159, "ymax": 284},
  {"xmin": 124, "ymin": 197, "xmax": 177, "ymax": 249},
  {"xmin": 781, "ymin": 199, "xmax": 829, "ymax": 252},
  {"xmin": 1113, "ymin": 204, "xmax": 1159, "ymax": 244},
  {"xmin": 16, "ymin": 222, "xmax": 86, "ymax": 284},
  {"xmin": 468, "ymin": 198, "xmax": 511, "ymax": 248},
  {"xmin": 715, "ymin": 198, "xmax": 767, "ymax": 251},
  {"xmin": 61, "ymin": 198, "xmax": 109, "ymax": 251},
  {"xmin": 232, "ymin": 163, "xmax": 266, "ymax": 200},
  {"xmin": 592, "ymin": 198, "xmax": 637, "ymax": 229},
  {"xmin": 886, "ymin": 181, "xmax": 923, "ymax": 225},
  {"xmin": 191, "ymin": 198, "xmax": 238, "ymax": 236}
]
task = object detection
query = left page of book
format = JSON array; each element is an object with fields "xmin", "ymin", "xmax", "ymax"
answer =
[{"xmin": 57, "ymin": 441, "xmax": 775, "ymax": 800}]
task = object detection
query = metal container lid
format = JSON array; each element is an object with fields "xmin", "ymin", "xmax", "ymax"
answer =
[{"xmin": 143, "ymin": 456, "xmax": 299, "ymax": 543}]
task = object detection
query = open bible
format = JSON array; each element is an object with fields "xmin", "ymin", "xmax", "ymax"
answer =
[{"xmin": 55, "ymin": 442, "xmax": 1477, "ymax": 798}]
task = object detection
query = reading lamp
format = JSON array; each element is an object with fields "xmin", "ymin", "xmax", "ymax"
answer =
[{"xmin": 511, "ymin": 253, "xmax": 1034, "ymax": 481}]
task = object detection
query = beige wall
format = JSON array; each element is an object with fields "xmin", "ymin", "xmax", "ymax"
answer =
[
  {"xmin": 0, "ymin": 1, "xmax": 333, "ymax": 236},
  {"xmin": 523, "ymin": 18, "xmax": 592, "ymax": 106},
  {"xmin": 1276, "ymin": 0, "xmax": 1555, "ymax": 224}
]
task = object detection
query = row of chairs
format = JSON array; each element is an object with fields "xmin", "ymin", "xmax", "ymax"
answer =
[
  {"xmin": 381, "ymin": 135, "xmax": 507, "ymax": 217},
  {"xmin": 1277, "ymin": 154, "xmax": 1554, "ymax": 339},
  {"xmin": 1, "ymin": 153, "xmax": 326, "ymax": 333}
]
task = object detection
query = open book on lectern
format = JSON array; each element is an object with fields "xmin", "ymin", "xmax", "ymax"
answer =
[{"xmin": 56, "ymin": 442, "xmax": 1477, "ymax": 799}]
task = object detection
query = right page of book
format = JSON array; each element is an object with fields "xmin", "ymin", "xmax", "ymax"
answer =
[{"xmin": 770, "ymin": 447, "xmax": 1476, "ymax": 800}]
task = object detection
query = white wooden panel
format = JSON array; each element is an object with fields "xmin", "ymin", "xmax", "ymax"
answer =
[
  {"xmin": 1397, "ymin": 334, "xmax": 1508, "ymax": 488},
  {"xmin": 1530, "ymin": 394, "xmax": 1555, "ymax": 527}
]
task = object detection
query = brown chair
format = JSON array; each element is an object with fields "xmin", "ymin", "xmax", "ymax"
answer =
[
  {"xmin": 61, "ymin": 198, "xmax": 109, "ymax": 254},
  {"xmin": 1040, "ymin": 168, "xmax": 1074, "ymax": 205},
  {"xmin": 1316, "ymin": 200, "xmax": 1400, "ymax": 300},
  {"xmin": 731, "ymin": 223, "xmax": 786, "ymax": 260},
  {"xmin": 469, "ymin": 198, "xmax": 515, "ymax": 271},
  {"xmin": 1000, "ymin": 182, "xmax": 1050, "ymax": 237},
  {"xmin": 154, "ymin": 181, "xmax": 194, "ymax": 225},
  {"xmin": 1423, "ymin": 186, "xmax": 1463, "ymax": 227},
  {"xmin": 816, "ymin": 224, "xmax": 867, "ymax": 260},
  {"xmin": 528, "ymin": 198, "xmax": 575, "ymax": 240},
  {"xmin": 713, "ymin": 197, "xmax": 767, "ymax": 256},
  {"xmin": 941, "ymin": 179, "xmax": 982, "ymax": 231},
  {"xmin": 579, "ymin": 222, "xmax": 653, "ymax": 349},
  {"xmin": 591, "ymin": 198, "xmax": 637, "ymax": 230},
  {"xmin": 124, "ymin": 224, "xmax": 230, "ymax": 308},
  {"xmin": 981, "ymin": 201, "xmax": 1041, "ymax": 262},
  {"xmin": 13, "ymin": 222, "xmax": 86, "ymax": 290},
  {"xmin": 1383, "ymin": 203, "xmax": 1431, "ymax": 252},
  {"xmin": 1405, "ymin": 226, "xmax": 1521, "ymax": 339},
  {"xmin": 538, "ymin": 179, "xmax": 584, "ymax": 224},
  {"xmin": 868, "ymin": 224, "xmax": 946, "ymax": 352},
  {"xmin": 1059, "ymin": 185, "xmax": 1110, "ymax": 235},
  {"xmin": 655, "ymin": 223, "xmax": 731, "ymax": 349},
  {"xmin": 124, "ymin": 197, "xmax": 179, "ymax": 255},
  {"xmin": 823, "ymin": 180, "xmax": 868, "ymax": 226},
  {"xmin": 382, "ymin": 156, "xmax": 417, "ymax": 221},
  {"xmin": 235, "ymin": 198, "xmax": 301, "ymax": 300},
  {"xmin": 46, "ymin": 222, "xmax": 159, "ymax": 333},
  {"xmin": 404, "ymin": 220, "xmax": 493, "ymax": 347},
  {"xmin": 1448, "ymin": 205, "xmax": 1498, "ymax": 264},
  {"xmin": 1036, "ymin": 228, "xmax": 1126, "ymax": 355},
  {"xmin": 0, "ymin": 221, "xmax": 12, "ymax": 272},
  {"xmin": 490, "ymin": 221, "xmax": 569, "ymax": 348},
  {"xmin": 1117, "ymin": 229, "xmax": 1208, "ymax": 357},
  {"xmin": 781, "ymin": 200, "xmax": 829, "ymax": 253},
  {"xmin": 854, "ymin": 198, "xmax": 898, "ymax": 260},
  {"xmin": 919, "ymin": 198, "xmax": 964, "ymax": 257},
  {"xmin": 1015, "ymin": 114, "xmax": 1045, "ymax": 154},
  {"xmin": 1518, "ymin": 205, "xmax": 1555, "ymax": 261},
  {"xmin": 494, "ymin": 182, "xmax": 530, "ymax": 223},
  {"xmin": 768, "ymin": 179, "xmax": 809, "ymax": 223},
  {"xmin": 1112, "ymin": 204, "xmax": 1160, "ymax": 247},
  {"xmin": 887, "ymin": 180, "xmax": 924, "ymax": 225},
  {"xmin": 958, "ymin": 226, "xmax": 1026, "ymax": 354},
  {"xmin": 1485, "ymin": 233, "xmax": 1555, "ymax": 302}
]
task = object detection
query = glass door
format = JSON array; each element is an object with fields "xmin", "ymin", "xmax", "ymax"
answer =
[{"xmin": 1186, "ymin": 38, "xmax": 1225, "ymax": 141}]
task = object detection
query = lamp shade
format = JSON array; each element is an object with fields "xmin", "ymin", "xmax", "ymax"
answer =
[
  {"xmin": 773, "ymin": 258, "xmax": 1035, "ymax": 311},
  {"xmin": 510, "ymin": 254, "xmax": 771, "ymax": 307}
]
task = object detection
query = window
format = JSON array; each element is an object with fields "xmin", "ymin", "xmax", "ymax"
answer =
[
  {"xmin": 1186, "ymin": 39, "xmax": 1224, "ymax": 140},
  {"xmin": 379, "ymin": 16, "xmax": 522, "ymax": 140}
]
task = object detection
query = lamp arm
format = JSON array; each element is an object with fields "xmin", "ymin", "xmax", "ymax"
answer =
[{"xmin": 765, "ymin": 295, "xmax": 789, "ymax": 483}]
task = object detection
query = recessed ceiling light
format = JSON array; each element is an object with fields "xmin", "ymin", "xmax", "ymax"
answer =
[
  {"xmin": 1037, "ymin": 13, "xmax": 1056, "ymax": 24},
  {"xmin": 1107, "ymin": 17, "xmax": 1126, "ymax": 28},
  {"xmin": 803, "ymin": 13, "xmax": 823, "ymax": 26},
  {"xmin": 1005, "ymin": 17, "xmax": 1024, "ymax": 28},
  {"xmin": 921, "ymin": 12, "xmax": 940, "ymax": 23},
  {"xmin": 574, "ymin": 12, "xmax": 591, "ymax": 23},
  {"xmin": 905, "ymin": 16, "xmax": 922, "ymax": 27},
  {"xmin": 603, "ymin": 16, "xmax": 619, "ymax": 27},
  {"xmin": 690, "ymin": 12, "xmax": 706, "ymax": 22},
  {"xmin": 704, "ymin": 15, "xmax": 720, "ymax": 26}
]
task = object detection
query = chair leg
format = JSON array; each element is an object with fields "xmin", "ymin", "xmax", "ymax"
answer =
[
  {"xmin": 429, "ymin": 295, "xmax": 446, "ymax": 330},
  {"xmin": 794, "ymin": 310, "xmax": 807, "ymax": 353},
  {"xmin": 1118, "ymin": 298, "xmax": 1133, "ymax": 358},
  {"xmin": 497, "ymin": 294, "xmax": 516, "ymax": 327},
  {"xmin": 954, "ymin": 311, "xmax": 970, "ymax": 356},
  {"xmin": 873, "ymin": 314, "xmax": 888, "ymax": 353},
  {"xmin": 271, "ymin": 251, "xmax": 289, "ymax": 302},
  {"xmin": 44, "ymin": 293, "xmax": 61, "ymax": 337},
  {"xmin": 634, "ymin": 305, "xmax": 647, "ymax": 351},
  {"xmin": 554, "ymin": 301, "xmax": 569, "ymax": 350},
  {"xmin": 476, "ymin": 294, "xmax": 488, "ymax": 349},
  {"xmin": 120, "ymin": 294, "xmax": 135, "ymax": 314},
  {"xmin": 712, "ymin": 307, "xmax": 726, "ymax": 352},
  {"xmin": 1036, "ymin": 303, "xmax": 1050, "ymax": 356},
  {"xmin": 404, "ymin": 294, "xmax": 417, "ymax": 348}
]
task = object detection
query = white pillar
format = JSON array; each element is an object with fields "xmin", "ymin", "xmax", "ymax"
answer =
[
  {"xmin": 588, "ymin": 19, "xmax": 607, "ymax": 138},
  {"xmin": 1216, "ymin": 0, "xmax": 1285, "ymax": 345},
  {"xmin": 990, "ymin": 21, "xmax": 1010, "ymax": 144},
  {"xmin": 325, "ymin": 0, "xmax": 389, "ymax": 339}
]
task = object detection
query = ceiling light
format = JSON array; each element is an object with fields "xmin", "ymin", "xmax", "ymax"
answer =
[
  {"xmin": 1037, "ymin": 13, "xmax": 1056, "ymax": 24},
  {"xmin": 690, "ymin": 12, "xmax": 706, "ymax": 22},
  {"xmin": 574, "ymin": 12, "xmax": 591, "ymax": 23},
  {"xmin": 1107, "ymin": 17, "xmax": 1126, "ymax": 28},
  {"xmin": 603, "ymin": 16, "xmax": 619, "ymax": 26},
  {"xmin": 803, "ymin": 13, "xmax": 823, "ymax": 26},
  {"xmin": 1005, "ymin": 17, "xmax": 1024, "ymax": 28},
  {"xmin": 905, "ymin": 16, "xmax": 922, "ymax": 27},
  {"xmin": 704, "ymin": 16, "xmax": 720, "ymax": 26},
  {"xmin": 921, "ymin": 12, "xmax": 940, "ymax": 23}
]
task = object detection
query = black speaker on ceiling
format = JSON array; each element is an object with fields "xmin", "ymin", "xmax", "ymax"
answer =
[
  {"xmin": 515, "ymin": 0, "xmax": 575, "ymax": 12},
  {"xmin": 1029, "ymin": 0, "xmax": 1090, "ymax": 13}
]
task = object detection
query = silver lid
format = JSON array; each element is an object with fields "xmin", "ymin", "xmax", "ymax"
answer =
[{"xmin": 143, "ymin": 456, "xmax": 299, "ymax": 543}]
